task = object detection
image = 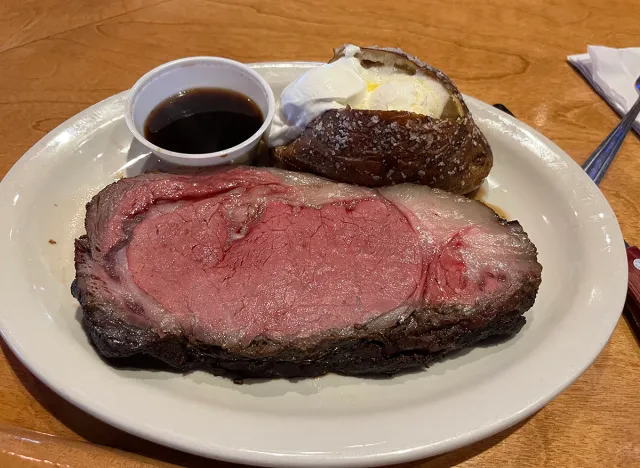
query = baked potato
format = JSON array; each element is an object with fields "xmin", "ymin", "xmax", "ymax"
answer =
[{"xmin": 270, "ymin": 45, "xmax": 492, "ymax": 194}]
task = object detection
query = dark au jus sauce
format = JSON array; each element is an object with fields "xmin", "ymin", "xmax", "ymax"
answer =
[{"xmin": 144, "ymin": 88, "xmax": 263, "ymax": 154}]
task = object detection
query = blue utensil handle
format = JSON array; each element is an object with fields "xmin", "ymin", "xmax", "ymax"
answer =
[{"xmin": 581, "ymin": 97, "xmax": 640, "ymax": 184}]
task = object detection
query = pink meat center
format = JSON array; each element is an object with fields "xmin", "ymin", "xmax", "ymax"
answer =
[{"xmin": 127, "ymin": 197, "xmax": 423, "ymax": 341}]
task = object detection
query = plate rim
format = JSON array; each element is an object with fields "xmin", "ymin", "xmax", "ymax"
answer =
[{"xmin": 0, "ymin": 61, "xmax": 628, "ymax": 467}]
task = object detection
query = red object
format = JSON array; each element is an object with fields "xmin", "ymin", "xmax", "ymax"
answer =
[{"xmin": 625, "ymin": 246, "xmax": 640, "ymax": 339}]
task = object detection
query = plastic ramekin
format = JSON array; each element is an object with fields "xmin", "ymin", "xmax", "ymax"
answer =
[{"xmin": 124, "ymin": 56, "xmax": 275, "ymax": 166}]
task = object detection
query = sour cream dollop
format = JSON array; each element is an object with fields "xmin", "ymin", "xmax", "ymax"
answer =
[{"xmin": 267, "ymin": 45, "xmax": 450, "ymax": 147}]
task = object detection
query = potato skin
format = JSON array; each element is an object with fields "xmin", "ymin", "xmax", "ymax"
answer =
[
  {"xmin": 271, "ymin": 108, "xmax": 492, "ymax": 194},
  {"xmin": 270, "ymin": 46, "xmax": 493, "ymax": 194}
]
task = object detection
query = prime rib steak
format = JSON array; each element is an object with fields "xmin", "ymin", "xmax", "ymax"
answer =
[{"xmin": 72, "ymin": 166, "xmax": 542, "ymax": 380}]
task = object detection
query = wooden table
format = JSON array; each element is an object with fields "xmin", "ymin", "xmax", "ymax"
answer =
[{"xmin": 1, "ymin": 0, "xmax": 639, "ymax": 466}]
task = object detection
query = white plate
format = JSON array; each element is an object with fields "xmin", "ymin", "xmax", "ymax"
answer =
[{"xmin": 0, "ymin": 62, "xmax": 628, "ymax": 467}]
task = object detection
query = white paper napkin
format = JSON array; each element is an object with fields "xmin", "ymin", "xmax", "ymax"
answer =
[{"xmin": 568, "ymin": 45, "xmax": 640, "ymax": 135}]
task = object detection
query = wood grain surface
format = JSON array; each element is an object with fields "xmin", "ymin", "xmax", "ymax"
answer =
[{"xmin": 1, "ymin": 0, "xmax": 639, "ymax": 466}]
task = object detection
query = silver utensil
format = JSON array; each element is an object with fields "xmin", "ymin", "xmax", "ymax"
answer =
[{"xmin": 582, "ymin": 75, "xmax": 640, "ymax": 184}]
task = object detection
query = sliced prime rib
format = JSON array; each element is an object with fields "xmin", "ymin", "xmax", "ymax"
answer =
[{"xmin": 72, "ymin": 166, "xmax": 542, "ymax": 380}]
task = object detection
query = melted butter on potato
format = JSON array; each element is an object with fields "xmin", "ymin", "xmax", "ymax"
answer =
[
  {"xmin": 366, "ymin": 82, "xmax": 380, "ymax": 92},
  {"xmin": 353, "ymin": 70, "xmax": 450, "ymax": 116}
]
